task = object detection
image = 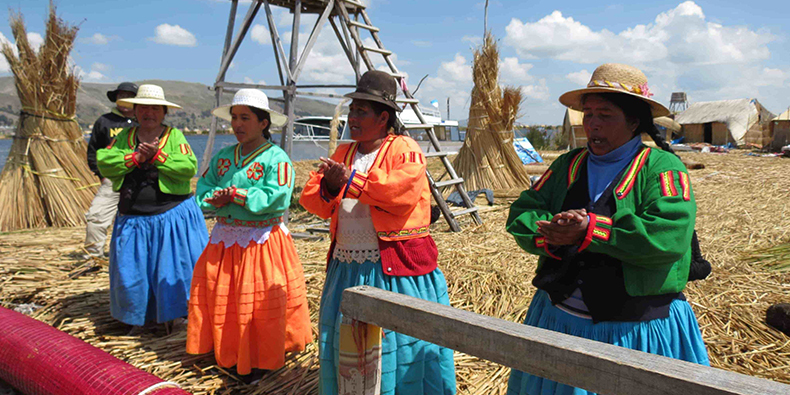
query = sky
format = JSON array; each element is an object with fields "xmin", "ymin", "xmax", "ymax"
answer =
[{"xmin": 1, "ymin": 0, "xmax": 790, "ymax": 125}]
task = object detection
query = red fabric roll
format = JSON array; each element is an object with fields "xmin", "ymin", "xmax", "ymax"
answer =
[{"xmin": 0, "ymin": 307, "xmax": 190, "ymax": 395}]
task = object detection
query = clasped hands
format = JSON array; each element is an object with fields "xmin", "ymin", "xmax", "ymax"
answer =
[
  {"xmin": 318, "ymin": 157, "xmax": 352, "ymax": 196},
  {"xmin": 134, "ymin": 138, "xmax": 159, "ymax": 164},
  {"xmin": 536, "ymin": 209, "xmax": 589, "ymax": 246},
  {"xmin": 204, "ymin": 186, "xmax": 236, "ymax": 207}
]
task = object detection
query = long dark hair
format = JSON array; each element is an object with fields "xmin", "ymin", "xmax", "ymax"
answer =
[
  {"xmin": 581, "ymin": 92, "xmax": 710, "ymax": 281},
  {"xmin": 369, "ymin": 101, "xmax": 404, "ymax": 135},
  {"xmin": 238, "ymin": 105, "xmax": 272, "ymax": 140}
]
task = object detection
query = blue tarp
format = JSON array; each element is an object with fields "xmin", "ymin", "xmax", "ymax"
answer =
[{"xmin": 513, "ymin": 137, "xmax": 544, "ymax": 164}]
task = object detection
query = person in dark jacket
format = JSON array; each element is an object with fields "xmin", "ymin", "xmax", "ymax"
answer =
[{"xmin": 82, "ymin": 82, "xmax": 138, "ymax": 258}]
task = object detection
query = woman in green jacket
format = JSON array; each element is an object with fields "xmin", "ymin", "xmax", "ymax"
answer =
[
  {"xmin": 506, "ymin": 64, "xmax": 709, "ymax": 395},
  {"xmin": 97, "ymin": 84, "xmax": 208, "ymax": 333}
]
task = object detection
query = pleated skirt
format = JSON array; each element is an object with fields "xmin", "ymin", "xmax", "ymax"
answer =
[
  {"xmin": 506, "ymin": 290, "xmax": 710, "ymax": 395},
  {"xmin": 318, "ymin": 256, "xmax": 457, "ymax": 395},
  {"xmin": 109, "ymin": 198, "xmax": 209, "ymax": 326},
  {"xmin": 186, "ymin": 225, "xmax": 312, "ymax": 374}
]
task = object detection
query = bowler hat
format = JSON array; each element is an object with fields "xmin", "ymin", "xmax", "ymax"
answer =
[
  {"xmin": 107, "ymin": 82, "xmax": 139, "ymax": 103},
  {"xmin": 344, "ymin": 70, "xmax": 401, "ymax": 112}
]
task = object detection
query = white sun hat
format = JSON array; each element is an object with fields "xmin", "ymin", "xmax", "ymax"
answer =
[
  {"xmin": 117, "ymin": 84, "xmax": 182, "ymax": 109},
  {"xmin": 212, "ymin": 89, "xmax": 287, "ymax": 127}
]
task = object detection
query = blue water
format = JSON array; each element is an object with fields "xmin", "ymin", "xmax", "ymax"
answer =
[{"xmin": 0, "ymin": 133, "xmax": 328, "ymax": 173}]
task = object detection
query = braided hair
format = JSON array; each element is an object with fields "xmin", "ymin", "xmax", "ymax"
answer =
[{"xmin": 583, "ymin": 92, "xmax": 711, "ymax": 281}]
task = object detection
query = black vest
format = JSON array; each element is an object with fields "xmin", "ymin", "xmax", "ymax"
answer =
[{"xmin": 532, "ymin": 160, "xmax": 682, "ymax": 323}]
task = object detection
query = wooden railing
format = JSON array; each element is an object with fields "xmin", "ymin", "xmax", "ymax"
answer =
[{"xmin": 339, "ymin": 285, "xmax": 790, "ymax": 395}]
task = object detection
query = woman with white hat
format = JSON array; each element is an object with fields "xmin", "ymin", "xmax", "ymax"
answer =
[
  {"xmin": 186, "ymin": 89, "xmax": 311, "ymax": 382},
  {"xmin": 506, "ymin": 64, "xmax": 709, "ymax": 395},
  {"xmin": 97, "ymin": 84, "xmax": 208, "ymax": 332}
]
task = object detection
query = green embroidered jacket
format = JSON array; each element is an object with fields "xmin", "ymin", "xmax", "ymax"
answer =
[
  {"xmin": 196, "ymin": 141, "xmax": 294, "ymax": 224},
  {"xmin": 507, "ymin": 145, "xmax": 696, "ymax": 296},
  {"xmin": 97, "ymin": 126, "xmax": 197, "ymax": 195}
]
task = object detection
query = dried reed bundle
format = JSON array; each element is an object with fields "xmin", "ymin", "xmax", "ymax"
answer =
[
  {"xmin": 745, "ymin": 244, "xmax": 790, "ymax": 271},
  {"xmin": 452, "ymin": 33, "xmax": 531, "ymax": 194},
  {"xmin": 0, "ymin": 3, "xmax": 98, "ymax": 232},
  {"xmin": 327, "ymin": 98, "xmax": 349, "ymax": 158}
]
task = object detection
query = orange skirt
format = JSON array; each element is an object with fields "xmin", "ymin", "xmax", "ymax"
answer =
[{"xmin": 186, "ymin": 225, "xmax": 312, "ymax": 374}]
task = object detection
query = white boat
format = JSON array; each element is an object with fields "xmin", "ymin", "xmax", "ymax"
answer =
[{"xmin": 289, "ymin": 103, "xmax": 464, "ymax": 158}]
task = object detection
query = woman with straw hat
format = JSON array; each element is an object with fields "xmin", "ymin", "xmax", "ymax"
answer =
[
  {"xmin": 506, "ymin": 63, "xmax": 709, "ymax": 395},
  {"xmin": 97, "ymin": 84, "xmax": 208, "ymax": 333},
  {"xmin": 186, "ymin": 89, "xmax": 311, "ymax": 382},
  {"xmin": 300, "ymin": 70, "xmax": 456, "ymax": 395}
]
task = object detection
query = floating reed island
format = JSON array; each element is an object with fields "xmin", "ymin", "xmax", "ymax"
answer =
[{"xmin": 1, "ymin": 151, "xmax": 789, "ymax": 394}]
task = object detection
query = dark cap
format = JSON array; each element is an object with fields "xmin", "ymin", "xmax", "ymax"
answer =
[
  {"xmin": 107, "ymin": 82, "xmax": 139, "ymax": 103},
  {"xmin": 344, "ymin": 70, "xmax": 401, "ymax": 112}
]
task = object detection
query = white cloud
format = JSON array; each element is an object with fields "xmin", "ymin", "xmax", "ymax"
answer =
[
  {"xmin": 503, "ymin": 1, "xmax": 784, "ymax": 115},
  {"xmin": 83, "ymin": 33, "xmax": 114, "ymax": 45},
  {"xmin": 503, "ymin": 2, "xmax": 772, "ymax": 66},
  {"xmin": 439, "ymin": 54, "xmax": 472, "ymax": 84},
  {"xmin": 462, "ymin": 35, "xmax": 482, "ymax": 46},
  {"xmin": 520, "ymin": 79, "xmax": 550, "ymax": 101},
  {"xmin": 92, "ymin": 62, "xmax": 110, "ymax": 72},
  {"xmin": 500, "ymin": 57, "xmax": 535, "ymax": 83},
  {"xmin": 74, "ymin": 65, "xmax": 107, "ymax": 82},
  {"xmin": 251, "ymin": 24, "xmax": 271, "ymax": 45},
  {"xmin": 412, "ymin": 40, "xmax": 432, "ymax": 48},
  {"xmin": 0, "ymin": 32, "xmax": 10, "ymax": 73},
  {"xmin": 27, "ymin": 32, "xmax": 44, "ymax": 52},
  {"xmin": 565, "ymin": 69, "xmax": 591, "ymax": 86},
  {"xmin": 243, "ymin": 76, "xmax": 267, "ymax": 85},
  {"xmin": 151, "ymin": 24, "xmax": 197, "ymax": 47}
]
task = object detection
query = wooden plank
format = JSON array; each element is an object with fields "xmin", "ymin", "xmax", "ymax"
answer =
[
  {"xmin": 340, "ymin": 286, "xmax": 790, "ymax": 395},
  {"xmin": 201, "ymin": 0, "xmax": 239, "ymax": 175},
  {"xmin": 360, "ymin": 45, "xmax": 392, "ymax": 55},
  {"xmin": 433, "ymin": 178, "xmax": 464, "ymax": 188},
  {"xmin": 292, "ymin": 0, "xmax": 334, "ymax": 81},
  {"xmin": 347, "ymin": 19, "xmax": 379, "ymax": 32}
]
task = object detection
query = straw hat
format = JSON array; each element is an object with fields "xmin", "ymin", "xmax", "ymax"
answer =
[
  {"xmin": 344, "ymin": 70, "xmax": 401, "ymax": 112},
  {"xmin": 117, "ymin": 84, "xmax": 182, "ymax": 109},
  {"xmin": 559, "ymin": 63, "xmax": 669, "ymax": 118},
  {"xmin": 212, "ymin": 89, "xmax": 287, "ymax": 127}
]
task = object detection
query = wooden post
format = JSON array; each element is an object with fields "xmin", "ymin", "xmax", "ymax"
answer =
[
  {"xmin": 339, "ymin": 286, "xmax": 790, "ymax": 395},
  {"xmin": 200, "ymin": 0, "xmax": 238, "ymax": 175}
]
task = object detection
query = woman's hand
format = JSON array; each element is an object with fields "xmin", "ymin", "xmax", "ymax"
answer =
[
  {"xmin": 204, "ymin": 187, "xmax": 235, "ymax": 207},
  {"xmin": 135, "ymin": 139, "xmax": 159, "ymax": 163},
  {"xmin": 536, "ymin": 209, "xmax": 589, "ymax": 246},
  {"xmin": 319, "ymin": 157, "xmax": 351, "ymax": 194}
]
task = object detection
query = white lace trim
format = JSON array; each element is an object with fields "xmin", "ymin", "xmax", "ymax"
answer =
[
  {"xmin": 333, "ymin": 248, "xmax": 381, "ymax": 263},
  {"xmin": 336, "ymin": 148, "xmax": 381, "ymax": 253},
  {"xmin": 209, "ymin": 222, "xmax": 290, "ymax": 248}
]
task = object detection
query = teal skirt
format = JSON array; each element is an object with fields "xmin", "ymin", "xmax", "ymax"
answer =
[
  {"xmin": 318, "ymin": 256, "xmax": 457, "ymax": 395},
  {"xmin": 507, "ymin": 290, "xmax": 709, "ymax": 395}
]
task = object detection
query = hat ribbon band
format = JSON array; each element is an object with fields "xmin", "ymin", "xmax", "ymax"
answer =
[
  {"xmin": 588, "ymin": 80, "xmax": 653, "ymax": 98},
  {"xmin": 356, "ymin": 87, "xmax": 395, "ymax": 102}
]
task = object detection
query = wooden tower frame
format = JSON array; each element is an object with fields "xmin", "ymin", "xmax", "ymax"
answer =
[{"xmin": 205, "ymin": 0, "xmax": 481, "ymax": 230}]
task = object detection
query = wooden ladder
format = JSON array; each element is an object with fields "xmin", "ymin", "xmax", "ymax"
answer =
[{"xmin": 333, "ymin": 0, "xmax": 482, "ymax": 231}]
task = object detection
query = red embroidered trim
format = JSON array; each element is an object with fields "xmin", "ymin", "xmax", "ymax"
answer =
[{"xmin": 533, "ymin": 169, "xmax": 552, "ymax": 191}]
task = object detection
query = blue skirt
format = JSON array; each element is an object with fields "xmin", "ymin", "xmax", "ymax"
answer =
[
  {"xmin": 506, "ymin": 290, "xmax": 710, "ymax": 395},
  {"xmin": 109, "ymin": 198, "xmax": 209, "ymax": 326},
  {"xmin": 318, "ymin": 257, "xmax": 457, "ymax": 395}
]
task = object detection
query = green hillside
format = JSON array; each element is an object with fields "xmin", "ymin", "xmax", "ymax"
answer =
[{"xmin": 0, "ymin": 77, "xmax": 340, "ymax": 131}]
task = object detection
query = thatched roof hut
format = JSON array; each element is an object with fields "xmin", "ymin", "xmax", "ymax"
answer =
[
  {"xmin": 769, "ymin": 107, "xmax": 790, "ymax": 150},
  {"xmin": 562, "ymin": 108, "xmax": 585, "ymax": 148},
  {"xmin": 674, "ymin": 99, "xmax": 775, "ymax": 146}
]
